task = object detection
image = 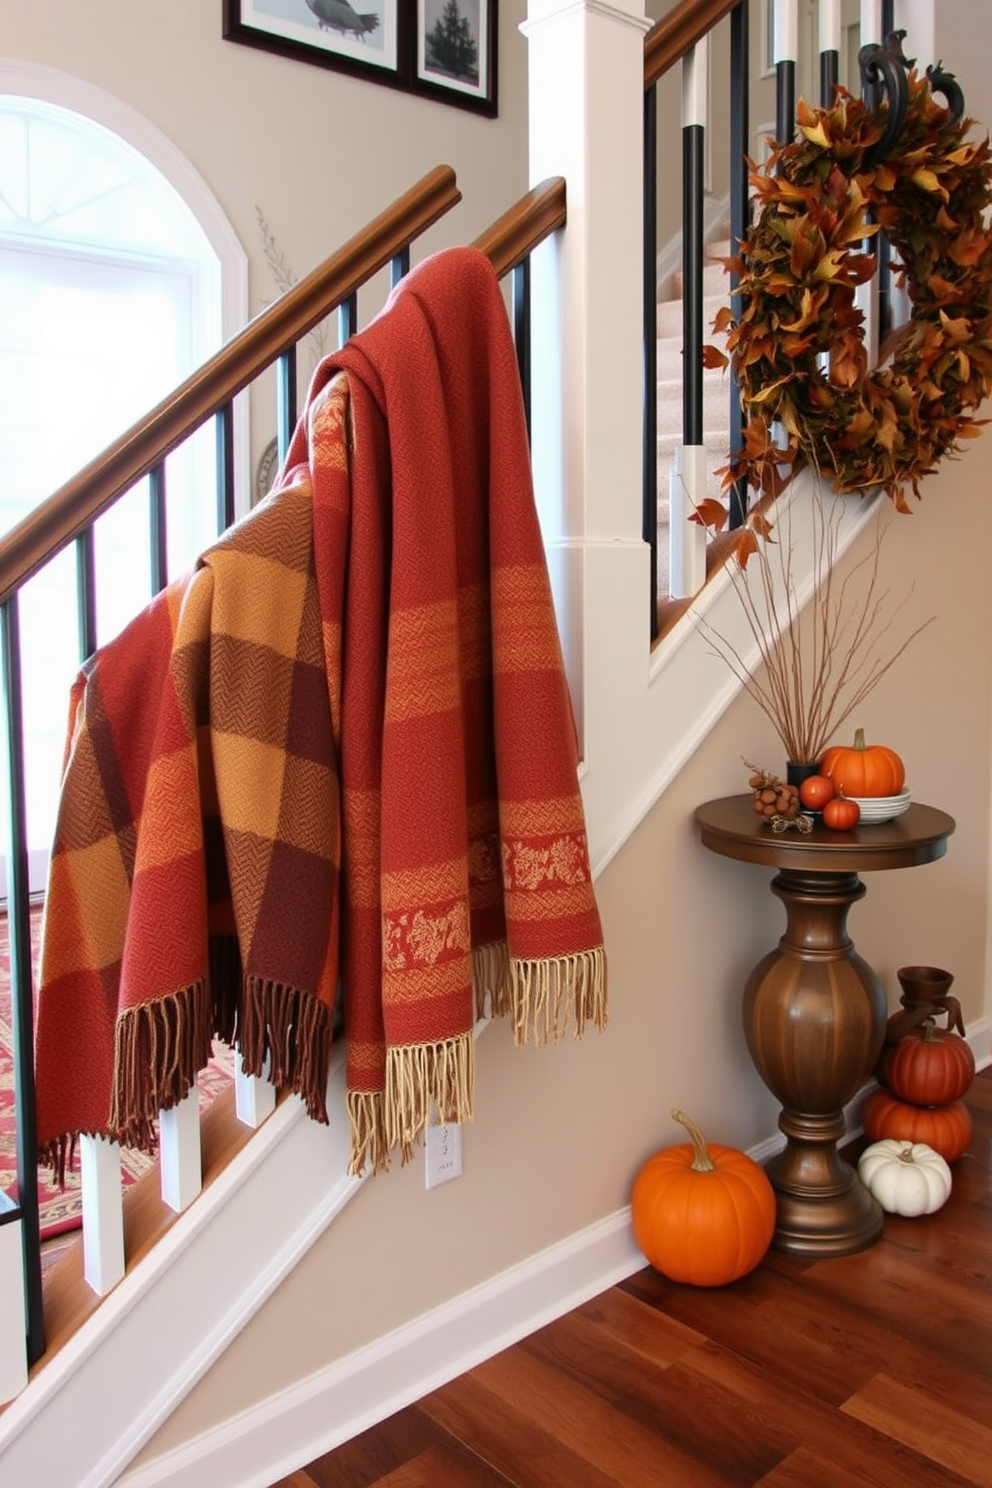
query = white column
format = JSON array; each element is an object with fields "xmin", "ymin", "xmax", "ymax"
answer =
[
  {"xmin": 0, "ymin": 1201, "xmax": 27, "ymax": 1404},
  {"xmin": 80, "ymin": 1134, "xmax": 126, "ymax": 1296},
  {"xmin": 524, "ymin": 0, "xmax": 652, "ymax": 752}
]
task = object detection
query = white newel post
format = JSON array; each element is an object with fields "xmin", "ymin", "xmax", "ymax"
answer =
[
  {"xmin": 0, "ymin": 1196, "xmax": 27, "ymax": 1403},
  {"xmin": 523, "ymin": 0, "xmax": 653, "ymax": 863}
]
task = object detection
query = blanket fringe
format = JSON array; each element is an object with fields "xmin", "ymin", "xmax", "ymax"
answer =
[
  {"xmin": 472, "ymin": 939, "xmax": 510, "ymax": 1022},
  {"xmin": 240, "ymin": 976, "xmax": 334, "ymax": 1127},
  {"xmin": 210, "ymin": 932, "xmax": 244, "ymax": 1045},
  {"xmin": 386, "ymin": 1031, "xmax": 475, "ymax": 1161},
  {"xmin": 40, "ymin": 1132, "xmax": 84, "ymax": 1187},
  {"xmin": 345, "ymin": 1090, "xmax": 390, "ymax": 1177},
  {"xmin": 345, "ymin": 1031, "xmax": 476, "ymax": 1176},
  {"xmin": 112, "ymin": 980, "xmax": 214, "ymax": 1150},
  {"xmin": 509, "ymin": 946, "xmax": 608, "ymax": 1047}
]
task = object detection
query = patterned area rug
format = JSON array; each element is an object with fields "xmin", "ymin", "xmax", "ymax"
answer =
[{"xmin": 0, "ymin": 903, "xmax": 234, "ymax": 1240}]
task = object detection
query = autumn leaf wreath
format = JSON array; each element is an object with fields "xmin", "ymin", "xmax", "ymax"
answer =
[{"xmin": 697, "ymin": 66, "xmax": 992, "ymax": 532}]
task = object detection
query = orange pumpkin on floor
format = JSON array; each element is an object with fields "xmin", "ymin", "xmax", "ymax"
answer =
[
  {"xmin": 631, "ymin": 1109, "xmax": 776, "ymax": 1286},
  {"xmin": 862, "ymin": 1089, "xmax": 973, "ymax": 1164}
]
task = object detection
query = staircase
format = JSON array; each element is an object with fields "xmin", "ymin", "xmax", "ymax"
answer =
[{"xmin": 2, "ymin": 3, "xmax": 971, "ymax": 1484}]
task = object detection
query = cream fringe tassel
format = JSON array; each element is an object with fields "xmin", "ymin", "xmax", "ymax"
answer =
[
  {"xmin": 345, "ymin": 943, "xmax": 607, "ymax": 1175},
  {"xmin": 509, "ymin": 946, "xmax": 608, "ymax": 1047},
  {"xmin": 345, "ymin": 1031, "xmax": 475, "ymax": 1176}
]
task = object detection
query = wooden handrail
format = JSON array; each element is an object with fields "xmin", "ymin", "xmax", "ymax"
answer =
[
  {"xmin": 0, "ymin": 165, "xmax": 461, "ymax": 606},
  {"xmin": 472, "ymin": 177, "xmax": 566, "ymax": 278},
  {"xmin": 645, "ymin": 0, "xmax": 741, "ymax": 89}
]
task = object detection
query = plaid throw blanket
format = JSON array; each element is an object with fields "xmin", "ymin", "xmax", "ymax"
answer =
[{"xmin": 35, "ymin": 247, "xmax": 606, "ymax": 1175}]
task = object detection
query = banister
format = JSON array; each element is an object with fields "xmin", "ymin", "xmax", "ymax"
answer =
[
  {"xmin": 0, "ymin": 165, "xmax": 461, "ymax": 606},
  {"xmin": 472, "ymin": 176, "xmax": 567, "ymax": 279},
  {"xmin": 645, "ymin": 0, "xmax": 741, "ymax": 90}
]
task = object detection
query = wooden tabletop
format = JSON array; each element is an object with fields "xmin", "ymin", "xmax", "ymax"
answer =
[{"xmin": 695, "ymin": 796, "xmax": 956, "ymax": 874}]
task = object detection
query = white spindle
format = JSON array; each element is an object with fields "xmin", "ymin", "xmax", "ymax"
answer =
[
  {"xmin": 669, "ymin": 447, "xmax": 707, "ymax": 598},
  {"xmin": 861, "ymin": 0, "xmax": 883, "ymax": 47},
  {"xmin": 80, "ymin": 1134, "xmax": 126, "ymax": 1295},
  {"xmin": 682, "ymin": 34, "xmax": 708, "ymax": 127},
  {"xmin": 159, "ymin": 1081, "xmax": 202, "ymax": 1213},
  {"xmin": 0, "ymin": 1203, "xmax": 27, "ymax": 1404},
  {"xmin": 819, "ymin": 0, "xmax": 841, "ymax": 55},
  {"xmin": 235, "ymin": 1056, "xmax": 276, "ymax": 1127},
  {"xmin": 773, "ymin": 0, "xmax": 799, "ymax": 63}
]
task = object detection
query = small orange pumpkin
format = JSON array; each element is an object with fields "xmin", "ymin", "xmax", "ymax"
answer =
[
  {"xmin": 820, "ymin": 728, "xmax": 905, "ymax": 797},
  {"xmin": 862, "ymin": 1088, "xmax": 972, "ymax": 1163},
  {"xmin": 882, "ymin": 1021, "xmax": 976, "ymax": 1107},
  {"xmin": 630, "ymin": 1109, "xmax": 776, "ymax": 1286}
]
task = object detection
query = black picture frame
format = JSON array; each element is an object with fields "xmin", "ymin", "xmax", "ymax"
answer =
[{"xmin": 223, "ymin": 1, "xmax": 498, "ymax": 118}]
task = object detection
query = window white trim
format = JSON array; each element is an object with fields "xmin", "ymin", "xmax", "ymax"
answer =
[{"xmin": 0, "ymin": 58, "xmax": 250, "ymax": 520}]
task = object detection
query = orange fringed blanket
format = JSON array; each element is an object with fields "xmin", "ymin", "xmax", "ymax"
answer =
[{"xmin": 34, "ymin": 247, "xmax": 606, "ymax": 1175}]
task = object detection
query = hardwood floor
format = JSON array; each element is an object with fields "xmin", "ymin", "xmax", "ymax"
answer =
[{"xmin": 275, "ymin": 1071, "xmax": 992, "ymax": 1487}]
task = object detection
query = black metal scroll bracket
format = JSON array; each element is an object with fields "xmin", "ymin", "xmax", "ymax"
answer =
[
  {"xmin": 926, "ymin": 61, "xmax": 966, "ymax": 125},
  {"xmin": 859, "ymin": 30, "xmax": 912, "ymax": 163}
]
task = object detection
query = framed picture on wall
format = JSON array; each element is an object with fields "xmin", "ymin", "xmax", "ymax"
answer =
[
  {"xmin": 223, "ymin": 0, "xmax": 497, "ymax": 117},
  {"xmin": 416, "ymin": 0, "xmax": 497, "ymax": 115},
  {"xmin": 223, "ymin": 2, "xmax": 399, "ymax": 81}
]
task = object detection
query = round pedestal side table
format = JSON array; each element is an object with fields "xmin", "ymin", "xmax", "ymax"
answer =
[{"xmin": 694, "ymin": 796, "xmax": 955, "ymax": 1259}]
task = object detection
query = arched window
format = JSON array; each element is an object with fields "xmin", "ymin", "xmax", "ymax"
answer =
[{"xmin": 0, "ymin": 65, "xmax": 247, "ymax": 891}]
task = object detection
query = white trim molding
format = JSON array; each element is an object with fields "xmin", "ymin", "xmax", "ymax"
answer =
[{"xmin": 114, "ymin": 1208, "xmax": 645, "ymax": 1488}]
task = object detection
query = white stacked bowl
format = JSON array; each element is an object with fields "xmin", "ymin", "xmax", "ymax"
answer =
[{"xmin": 848, "ymin": 788, "xmax": 912, "ymax": 824}]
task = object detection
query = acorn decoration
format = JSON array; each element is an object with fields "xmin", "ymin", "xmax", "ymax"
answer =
[{"xmin": 745, "ymin": 762, "xmax": 801, "ymax": 822}]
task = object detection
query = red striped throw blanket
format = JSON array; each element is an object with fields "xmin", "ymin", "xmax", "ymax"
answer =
[{"xmin": 35, "ymin": 247, "xmax": 606, "ymax": 1175}]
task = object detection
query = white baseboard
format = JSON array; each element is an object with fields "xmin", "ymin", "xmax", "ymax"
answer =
[{"xmin": 115, "ymin": 1208, "xmax": 645, "ymax": 1488}]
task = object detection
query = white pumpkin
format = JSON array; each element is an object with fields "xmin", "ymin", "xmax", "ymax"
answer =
[{"xmin": 857, "ymin": 1139, "xmax": 952, "ymax": 1216}]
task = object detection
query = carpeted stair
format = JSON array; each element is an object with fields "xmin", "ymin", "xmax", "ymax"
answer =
[{"xmin": 656, "ymin": 230, "xmax": 734, "ymax": 595}]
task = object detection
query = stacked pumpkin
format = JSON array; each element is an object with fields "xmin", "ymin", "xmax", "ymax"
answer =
[{"xmin": 863, "ymin": 1013, "xmax": 976, "ymax": 1165}]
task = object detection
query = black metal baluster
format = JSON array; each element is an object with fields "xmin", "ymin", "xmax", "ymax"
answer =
[
  {"xmin": 391, "ymin": 247, "xmax": 411, "ymax": 288},
  {"xmin": 774, "ymin": 0, "xmax": 797, "ymax": 143},
  {"xmin": 820, "ymin": 46, "xmax": 839, "ymax": 106},
  {"xmin": 216, "ymin": 402, "xmax": 236, "ymax": 534},
  {"xmin": 149, "ymin": 460, "xmax": 168, "ymax": 596},
  {"xmin": 338, "ymin": 292, "xmax": 358, "ymax": 346},
  {"xmin": 513, "ymin": 259, "xmax": 531, "ymax": 442},
  {"xmin": 76, "ymin": 528, "xmax": 98, "ymax": 663},
  {"xmin": 1, "ymin": 595, "xmax": 44, "ymax": 1366},
  {"xmin": 728, "ymin": 0, "xmax": 750, "ymax": 530},
  {"xmin": 776, "ymin": 58, "xmax": 796, "ymax": 144},
  {"xmin": 276, "ymin": 349, "xmax": 298, "ymax": 468},
  {"xmin": 644, "ymin": 81, "xmax": 659, "ymax": 638},
  {"xmin": 683, "ymin": 122, "xmax": 705, "ymax": 453}
]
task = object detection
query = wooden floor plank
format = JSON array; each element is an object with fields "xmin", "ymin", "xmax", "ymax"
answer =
[
  {"xmin": 841, "ymin": 1371, "xmax": 992, "ymax": 1485},
  {"xmin": 273, "ymin": 1070, "xmax": 992, "ymax": 1488},
  {"xmin": 420, "ymin": 1371, "xmax": 621, "ymax": 1488}
]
